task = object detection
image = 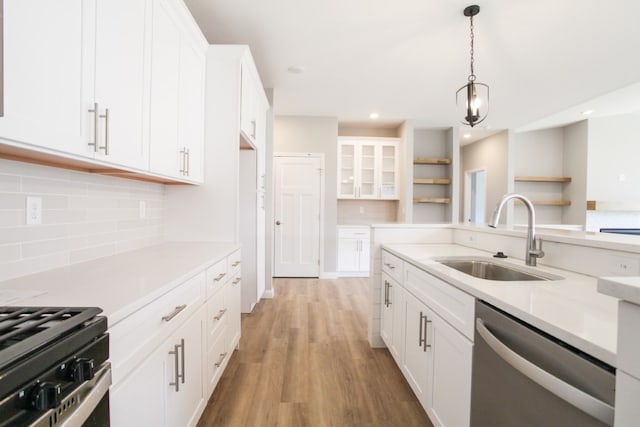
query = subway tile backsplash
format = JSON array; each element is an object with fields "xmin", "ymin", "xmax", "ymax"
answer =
[{"xmin": 0, "ymin": 159, "xmax": 164, "ymax": 281}]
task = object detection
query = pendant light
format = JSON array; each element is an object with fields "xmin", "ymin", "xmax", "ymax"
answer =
[{"xmin": 456, "ymin": 5, "xmax": 489, "ymax": 127}]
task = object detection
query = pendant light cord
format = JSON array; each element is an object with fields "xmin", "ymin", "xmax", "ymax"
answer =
[{"xmin": 469, "ymin": 14, "xmax": 476, "ymax": 82}]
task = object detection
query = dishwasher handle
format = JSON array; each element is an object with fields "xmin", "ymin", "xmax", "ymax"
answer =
[{"xmin": 476, "ymin": 318, "xmax": 614, "ymax": 426}]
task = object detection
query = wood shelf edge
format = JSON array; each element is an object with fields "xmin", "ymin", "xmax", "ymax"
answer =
[
  {"xmin": 515, "ymin": 176, "xmax": 572, "ymax": 183},
  {"xmin": 413, "ymin": 197, "xmax": 451, "ymax": 204},
  {"xmin": 413, "ymin": 178, "xmax": 451, "ymax": 185},
  {"xmin": 413, "ymin": 157, "xmax": 451, "ymax": 165}
]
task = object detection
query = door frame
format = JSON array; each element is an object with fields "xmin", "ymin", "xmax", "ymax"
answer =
[
  {"xmin": 272, "ymin": 152, "xmax": 325, "ymax": 277},
  {"xmin": 463, "ymin": 167, "xmax": 487, "ymax": 224}
]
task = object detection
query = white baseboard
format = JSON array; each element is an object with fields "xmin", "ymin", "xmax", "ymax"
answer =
[{"xmin": 320, "ymin": 271, "xmax": 338, "ymax": 279}]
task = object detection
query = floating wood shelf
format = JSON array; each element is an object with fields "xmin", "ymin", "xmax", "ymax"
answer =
[
  {"xmin": 414, "ymin": 157, "xmax": 451, "ymax": 165},
  {"xmin": 413, "ymin": 197, "xmax": 451, "ymax": 204},
  {"xmin": 515, "ymin": 176, "xmax": 572, "ymax": 183},
  {"xmin": 515, "ymin": 199, "xmax": 571, "ymax": 207},
  {"xmin": 413, "ymin": 178, "xmax": 451, "ymax": 185}
]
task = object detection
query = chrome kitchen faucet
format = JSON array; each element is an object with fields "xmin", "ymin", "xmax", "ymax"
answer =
[{"xmin": 488, "ymin": 193, "xmax": 545, "ymax": 266}]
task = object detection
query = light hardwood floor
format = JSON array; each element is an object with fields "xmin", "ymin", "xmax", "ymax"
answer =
[{"xmin": 197, "ymin": 277, "xmax": 433, "ymax": 427}]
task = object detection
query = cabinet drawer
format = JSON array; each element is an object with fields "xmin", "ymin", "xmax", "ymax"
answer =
[
  {"xmin": 206, "ymin": 286, "xmax": 228, "ymax": 339},
  {"xmin": 338, "ymin": 227, "xmax": 370, "ymax": 239},
  {"xmin": 228, "ymin": 250, "xmax": 242, "ymax": 275},
  {"xmin": 382, "ymin": 250, "xmax": 404, "ymax": 283},
  {"xmin": 206, "ymin": 326, "xmax": 229, "ymax": 395},
  {"xmin": 404, "ymin": 263, "xmax": 475, "ymax": 340},
  {"xmin": 109, "ymin": 272, "xmax": 204, "ymax": 385},
  {"xmin": 206, "ymin": 258, "xmax": 228, "ymax": 298}
]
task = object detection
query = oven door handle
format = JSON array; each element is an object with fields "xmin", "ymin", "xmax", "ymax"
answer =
[
  {"xmin": 59, "ymin": 363, "xmax": 112, "ymax": 427},
  {"xmin": 476, "ymin": 319, "xmax": 614, "ymax": 426}
]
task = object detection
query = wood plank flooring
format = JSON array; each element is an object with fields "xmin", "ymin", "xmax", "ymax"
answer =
[{"xmin": 197, "ymin": 277, "xmax": 433, "ymax": 427}]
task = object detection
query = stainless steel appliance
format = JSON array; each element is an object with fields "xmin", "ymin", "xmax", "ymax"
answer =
[
  {"xmin": 0, "ymin": 306, "xmax": 110, "ymax": 426},
  {"xmin": 471, "ymin": 300, "xmax": 615, "ymax": 427}
]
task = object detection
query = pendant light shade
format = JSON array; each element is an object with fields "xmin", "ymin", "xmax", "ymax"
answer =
[{"xmin": 456, "ymin": 5, "xmax": 489, "ymax": 127}]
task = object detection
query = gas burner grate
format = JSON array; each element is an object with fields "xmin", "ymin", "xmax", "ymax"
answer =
[{"xmin": 0, "ymin": 307, "xmax": 103, "ymax": 368}]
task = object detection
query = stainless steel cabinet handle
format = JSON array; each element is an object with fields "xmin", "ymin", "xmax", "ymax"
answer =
[
  {"xmin": 213, "ymin": 308, "xmax": 227, "ymax": 321},
  {"xmin": 476, "ymin": 319, "xmax": 614, "ymax": 425},
  {"xmin": 251, "ymin": 119, "xmax": 256, "ymax": 139},
  {"xmin": 179, "ymin": 148, "xmax": 187, "ymax": 175},
  {"xmin": 169, "ymin": 338, "xmax": 185, "ymax": 392},
  {"xmin": 88, "ymin": 102, "xmax": 99, "ymax": 152},
  {"xmin": 185, "ymin": 148, "xmax": 191, "ymax": 176},
  {"xmin": 232, "ymin": 261, "xmax": 241, "ymax": 267},
  {"xmin": 384, "ymin": 262, "xmax": 396, "ymax": 270},
  {"xmin": 214, "ymin": 352, "xmax": 228, "ymax": 368},
  {"xmin": 383, "ymin": 280, "xmax": 388, "ymax": 306},
  {"xmin": 213, "ymin": 273, "xmax": 226, "ymax": 282},
  {"xmin": 424, "ymin": 317, "xmax": 432, "ymax": 351},
  {"xmin": 419, "ymin": 312, "xmax": 425, "ymax": 348},
  {"xmin": 387, "ymin": 281, "xmax": 392, "ymax": 306},
  {"xmin": 99, "ymin": 108, "xmax": 109, "ymax": 155},
  {"xmin": 232, "ymin": 278, "xmax": 241, "ymax": 285},
  {"xmin": 162, "ymin": 304, "xmax": 187, "ymax": 322}
]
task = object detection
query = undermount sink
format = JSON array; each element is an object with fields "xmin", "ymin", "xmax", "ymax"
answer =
[{"xmin": 434, "ymin": 257, "xmax": 562, "ymax": 281}]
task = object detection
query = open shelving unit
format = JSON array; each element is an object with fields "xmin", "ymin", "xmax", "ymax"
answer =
[
  {"xmin": 513, "ymin": 176, "xmax": 572, "ymax": 207},
  {"xmin": 413, "ymin": 157, "xmax": 452, "ymax": 204}
]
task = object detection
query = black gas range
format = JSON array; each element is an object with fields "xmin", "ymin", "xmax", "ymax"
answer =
[{"xmin": 0, "ymin": 306, "xmax": 110, "ymax": 427}]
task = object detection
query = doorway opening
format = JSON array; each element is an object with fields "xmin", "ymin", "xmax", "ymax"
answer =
[{"xmin": 464, "ymin": 169, "xmax": 487, "ymax": 224}]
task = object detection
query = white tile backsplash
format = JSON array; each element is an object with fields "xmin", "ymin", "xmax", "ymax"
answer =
[{"xmin": 0, "ymin": 159, "xmax": 165, "ymax": 281}]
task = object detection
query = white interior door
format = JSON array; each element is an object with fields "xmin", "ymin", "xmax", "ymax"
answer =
[{"xmin": 274, "ymin": 155, "xmax": 321, "ymax": 277}]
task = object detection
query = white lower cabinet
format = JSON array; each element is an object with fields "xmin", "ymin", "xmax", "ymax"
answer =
[
  {"xmin": 381, "ymin": 249, "xmax": 474, "ymax": 427},
  {"xmin": 337, "ymin": 227, "xmax": 370, "ymax": 276},
  {"xmin": 380, "ymin": 272, "xmax": 404, "ymax": 363},
  {"xmin": 110, "ymin": 248, "xmax": 242, "ymax": 426}
]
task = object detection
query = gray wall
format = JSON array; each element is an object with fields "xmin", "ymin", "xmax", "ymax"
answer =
[
  {"xmin": 274, "ymin": 115, "xmax": 339, "ymax": 274},
  {"xmin": 460, "ymin": 131, "xmax": 510, "ymax": 224}
]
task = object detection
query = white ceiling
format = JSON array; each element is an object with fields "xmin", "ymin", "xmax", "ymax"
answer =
[{"xmin": 184, "ymin": 0, "xmax": 640, "ymax": 137}]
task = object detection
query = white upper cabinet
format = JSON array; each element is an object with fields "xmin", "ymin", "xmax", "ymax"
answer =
[
  {"xmin": 337, "ymin": 137, "xmax": 399, "ymax": 199},
  {"xmin": 239, "ymin": 57, "xmax": 268, "ymax": 149},
  {"xmin": 149, "ymin": 0, "xmax": 206, "ymax": 182},
  {"xmin": 92, "ymin": 0, "xmax": 151, "ymax": 169},
  {"xmin": 0, "ymin": 0, "xmax": 206, "ymax": 184},
  {"xmin": 0, "ymin": 0, "xmax": 92, "ymax": 155}
]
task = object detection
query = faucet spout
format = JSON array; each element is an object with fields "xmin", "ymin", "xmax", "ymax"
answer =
[{"xmin": 488, "ymin": 193, "xmax": 544, "ymax": 266}]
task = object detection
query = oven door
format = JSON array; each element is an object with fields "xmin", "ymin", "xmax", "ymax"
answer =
[{"xmin": 30, "ymin": 362, "xmax": 111, "ymax": 427}]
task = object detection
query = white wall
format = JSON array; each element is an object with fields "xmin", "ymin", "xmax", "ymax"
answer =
[
  {"xmin": 0, "ymin": 159, "xmax": 164, "ymax": 281},
  {"xmin": 274, "ymin": 115, "xmax": 339, "ymax": 274},
  {"xmin": 460, "ymin": 131, "xmax": 510, "ymax": 224},
  {"xmin": 562, "ymin": 120, "xmax": 588, "ymax": 226}
]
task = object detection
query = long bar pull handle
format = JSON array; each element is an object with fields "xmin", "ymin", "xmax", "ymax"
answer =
[
  {"xmin": 179, "ymin": 148, "xmax": 186, "ymax": 175},
  {"xmin": 213, "ymin": 273, "xmax": 226, "ymax": 282},
  {"xmin": 88, "ymin": 103, "xmax": 99, "ymax": 152},
  {"xmin": 169, "ymin": 343, "xmax": 180, "ymax": 392},
  {"xmin": 232, "ymin": 261, "xmax": 241, "ymax": 267},
  {"xmin": 162, "ymin": 304, "xmax": 187, "ymax": 322},
  {"xmin": 214, "ymin": 352, "xmax": 228, "ymax": 368},
  {"xmin": 476, "ymin": 319, "xmax": 614, "ymax": 425},
  {"xmin": 213, "ymin": 308, "xmax": 227, "ymax": 321},
  {"xmin": 232, "ymin": 278, "xmax": 241, "ymax": 285},
  {"xmin": 383, "ymin": 280, "xmax": 388, "ymax": 307},
  {"xmin": 424, "ymin": 317, "xmax": 432, "ymax": 351},
  {"xmin": 179, "ymin": 338, "xmax": 185, "ymax": 385},
  {"xmin": 185, "ymin": 148, "xmax": 190, "ymax": 176},
  {"xmin": 99, "ymin": 108, "xmax": 109, "ymax": 155},
  {"xmin": 251, "ymin": 119, "xmax": 256, "ymax": 139},
  {"xmin": 387, "ymin": 281, "xmax": 392, "ymax": 306},
  {"xmin": 419, "ymin": 312, "xmax": 425, "ymax": 348}
]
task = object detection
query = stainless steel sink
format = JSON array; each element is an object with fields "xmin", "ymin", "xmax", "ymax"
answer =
[{"xmin": 434, "ymin": 257, "xmax": 562, "ymax": 281}]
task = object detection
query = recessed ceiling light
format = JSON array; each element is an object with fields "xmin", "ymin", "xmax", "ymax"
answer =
[
  {"xmin": 463, "ymin": 133, "xmax": 471, "ymax": 138},
  {"xmin": 369, "ymin": 113, "xmax": 379, "ymax": 119},
  {"xmin": 582, "ymin": 109, "xmax": 594, "ymax": 115},
  {"xmin": 287, "ymin": 65, "xmax": 305, "ymax": 74}
]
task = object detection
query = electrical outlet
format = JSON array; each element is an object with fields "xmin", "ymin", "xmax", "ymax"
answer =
[
  {"xmin": 26, "ymin": 196, "xmax": 42, "ymax": 225},
  {"xmin": 139, "ymin": 201, "xmax": 146, "ymax": 219},
  {"xmin": 608, "ymin": 256, "xmax": 640, "ymax": 276},
  {"xmin": 359, "ymin": 206, "xmax": 364, "ymax": 214}
]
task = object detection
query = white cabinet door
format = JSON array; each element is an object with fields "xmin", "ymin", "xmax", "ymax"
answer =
[
  {"xmin": 359, "ymin": 237, "xmax": 370, "ymax": 271},
  {"xmin": 148, "ymin": 0, "xmax": 181, "ymax": 178},
  {"xmin": 338, "ymin": 141, "xmax": 357, "ymax": 198},
  {"xmin": 426, "ymin": 311, "xmax": 473, "ymax": 427},
  {"xmin": 166, "ymin": 307, "xmax": 205, "ymax": 427},
  {"xmin": 227, "ymin": 272, "xmax": 242, "ymax": 349},
  {"xmin": 177, "ymin": 39, "xmax": 205, "ymax": 182},
  {"xmin": 0, "ymin": 0, "xmax": 92, "ymax": 155},
  {"xmin": 381, "ymin": 273, "xmax": 404, "ymax": 363},
  {"xmin": 358, "ymin": 141, "xmax": 378, "ymax": 199},
  {"xmin": 402, "ymin": 291, "xmax": 430, "ymax": 404},
  {"xmin": 92, "ymin": 0, "xmax": 150, "ymax": 169},
  {"xmin": 110, "ymin": 341, "xmax": 166, "ymax": 426},
  {"xmin": 240, "ymin": 65, "xmax": 256, "ymax": 144},
  {"xmin": 379, "ymin": 142, "xmax": 398, "ymax": 199},
  {"xmin": 338, "ymin": 238, "xmax": 360, "ymax": 272}
]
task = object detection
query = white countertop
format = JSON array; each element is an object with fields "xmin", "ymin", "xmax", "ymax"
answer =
[
  {"xmin": 0, "ymin": 242, "xmax": 239, "ymax": 326},
  {"xmin": 383, "ymin": 243, "xmax": 619, "ymax": 366},
  {"xmin": 598, "ymin": 276, "xmax": 640, "ymax": 306}
]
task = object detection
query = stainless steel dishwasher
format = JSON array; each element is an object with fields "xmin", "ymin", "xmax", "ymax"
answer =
[{"xmin": 471, "ymin": 300, "xmax": 615, "ymax": 427}]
